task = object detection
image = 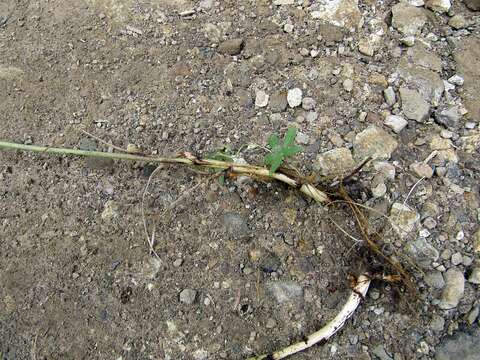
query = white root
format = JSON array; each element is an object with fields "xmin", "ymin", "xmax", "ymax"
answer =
[{"xmin": 247, "ymin": 274, "xmax": 371, "ymax": 360}]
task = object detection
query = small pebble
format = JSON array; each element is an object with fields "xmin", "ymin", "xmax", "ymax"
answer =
[
  {"xmin": 287, "ymin": 88, "xmax": 303, "ymax": 108},
  {"xmin": 179, "ymin": 288, "xmax": 197, "ymax": 304}
]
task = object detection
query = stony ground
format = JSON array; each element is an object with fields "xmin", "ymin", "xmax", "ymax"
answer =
[{"xmin": 0, "ymin": 0, "xmax": 479, "ymax": 359}]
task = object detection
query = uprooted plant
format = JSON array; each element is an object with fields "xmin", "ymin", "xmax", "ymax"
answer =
[{"xmin": 0, "ymin": 127, "xmax": 415, "ymax": 359}]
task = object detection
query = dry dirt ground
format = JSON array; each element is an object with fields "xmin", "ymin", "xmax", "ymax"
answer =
[{"xmin": 1, "ymin": 0, "xmax": 479, "ymax": 359}]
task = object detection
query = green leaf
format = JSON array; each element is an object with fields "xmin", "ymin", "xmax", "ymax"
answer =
[
  {"xmin": 281, "ymin": 145, "xmax": 303, "ymax": 157},
  {"xmin": 218, "ymin": 175, "xmax": 225, "ymax": 186},
  {"xmin": 268, "ymin": 154, "xmax": 284, "ymax": 174},
  {"xmin": 283, "ymin": 127, "xmax": 298, "ymax": 146},
  {"xmin": 268, "ymin": 134, "xmax": 280, "ymax": 149},
  {"xmin": 264, "ymin": 152, "xmax": 275, "ymax": 166}
]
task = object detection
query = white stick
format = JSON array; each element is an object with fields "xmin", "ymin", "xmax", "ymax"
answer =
[{"xmin": 247, "ymin": 274, "xmax": 371, "ymax": 360}]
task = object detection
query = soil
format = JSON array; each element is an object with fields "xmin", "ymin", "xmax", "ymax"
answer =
[{"xmin": 1, "ymin": 1, "xmax": 479, "ymax": 360}]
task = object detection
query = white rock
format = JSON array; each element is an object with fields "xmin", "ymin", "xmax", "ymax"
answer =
[
  {"xmin": 283, "ymin": 23, "xmax": 294, "ymax": 33},
  {"xmin": 314, "ymin": 148, "xmax": 356, "ymax": 176},
  {"xmin": 425, "ymin": 0, "xmax": 451, "ymax": 13},
  {"xmin": 287, "ymin": 88, "xmax": 303, "ymax": 108},
  {"xmin": 400, "ymin": 36, "xmax": 416, "ymax": 47},
  {"xmin": 384, "ymin": 115, "xmax": 408, "ymax": 133},
  {"xmin": 255, "ymin": 90, "xmax": 269, "ymax": 108},
  {"xmin": 406, "ymin": 0, "xmax": 425, "ymax": 6},
  {"xmin": 448, "ymin": 75, "xmax": 464, "ymax": 86},
  {"xmin": 438, "ymin": 268, "xmax": 465, "ymax": 309},
  {"xmin": 343, "ymin": 78, "xmax": 354, "ymax": 92},
  {"xmin": 353, "ymin": 125, "xmax": 398, "ymax": 160},
  {"xmin": 310, "ymin": 0, "xmax": 363, "ymax": 30},
  {"xmin": 273, "ymin": 0, "xmax": 294, "ymax": 5}
]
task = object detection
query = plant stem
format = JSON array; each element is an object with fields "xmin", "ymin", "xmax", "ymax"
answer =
[{"xmin": 0, "ymin": 140, "xmax": 330, "ymax": 203}]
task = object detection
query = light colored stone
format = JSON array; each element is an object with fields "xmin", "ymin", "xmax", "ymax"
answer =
[
  {"xmin": 255, "ymin": 90, "xmax": 269, "ymax": 108},
  {"xmin": 0, "ymin": 66, "xmax": 24, "ymax": 81},
  {"xmin": 448, "ymin": 15, "xmax": 468, "ymax": 30},
  {"xmin": 273, "ymin": 0, "xmax": 294, "ymax": 4},
  {"xmin": 374, "ymin": 161, "xmax": 396, "ymax": 180},
  {"xmin": 400, "ymin": 87, "xmax": 430, "ymax": 122},
  {"xmin": 204, "ymin": 23, "xmax": 221, "ymax": 42},
  {"xmin": 179, "ymin": 288, "xmax": 197, "ymax": 304},
  {"xmin": 310, "ymin": 0, "xmax": 363, "ymax": 30},
  {"xmin": 302, "ymin": 97, "xmax": 316, "ymax": 111},
  {"xmin": 283, "ymin": 23, "xmax": 294, "ymax": 33},
  {"xmin": 353, "ymin": 125, "xmax": 398, "ymax": 160},
  {"xmin": 101, "ymin": 201, "xmax": 119, "ymax": 220},
  {"xmin": 389, "ymin": 202, "xmax": 420, "ymax": 238},
  {"xmin": 314, "ymin": 148, "xmax": 356, "ymax": 176},
  {"xmin": 392, "ymin": 3, "xmax": 428, "ymax": 36},
  {"xmin": 425, "ymin": 0, "xmax": 451, "ymax": 13},
  {"xmin": 407, "ymin": 0, "xmax": 425, "ymax": 5},
  {"xmin": 448, "ymin": 75, "xmax": 464, "ymax": 86},
  {"xmin": 410, "ymin": 162, "xmax": 434, "ymax": 178},
  {"xmin": 468, "ymin": 267, "xmax": 480, "ymax": 284},
  {"xmin": 451, "ymin": 252, "xmax": 463, "ymax": 266},
  {"xmin": 384, "ymin": 86, "xmax": 397, "ymax": 106},
  {"xmin": 438, "ymin": 268, "xmax": 465, "ymax": 310},
  {"xmin": 267, "ymin": 281, "xmax": 303, "ymax": 304},
  {"xmin": 473, "ymin": 230, "xmax": 480, "ymax": 253},
  {"xmin": 287, "ymin": 88, "xmax": 303, "ymax": 108},
  {"xmin": 397, "ymin": 59, "xmax": 445, "ymax": 105},
  {"xmin": 358, "ymin": 38, "xmax": 374, "ymax": 56},
  {"xmin": 384, "ymin": 115, "xmax": 408, "ymax": 133},
  {"xmin": 343, "ymin": 78, "xmax": 354, "ymax": 92},
  {"xmin": 401, "ymin": 36, "xmax": 416, "ymax": 47},
  {"xmin": 425, "ymin": 271, "xmax": 445, "ymax": 289}
]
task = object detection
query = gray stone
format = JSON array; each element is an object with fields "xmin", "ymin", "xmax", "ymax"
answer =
[
  {"xmin": 255, "ymin": 90, "xmax": 269, "ymax": 108},
  {"xmin": 353, "ymin": 125, "xmax": 398, "ymax": 160},
  {"xmin": 218, "ymin": 38, "xmax": 244, "ymax": 55},
  {"xmin": 406, "ymin": 237, "xmax": 439, "ymax": 268},
  {"xmin": 384, "ymin": 87, "xmax": 397, "ymax": 106},
  {"xmin": 372, "ymin": 344, "xmax": 393, "ymax": 360},
  {"xmin": 397, "ymin": 60, "xmax": 445, "ymax": 105},
  {"xmin": 287, "ymin": 88, "xmax": 303, "ymax": 108},
  {"xmin": 220, "ymin": 212, "xmax": 250, "ymax": 240},
  {"xmin": 465, "ymin": 0, "xmax": 480, "ymax": 11},
  {"xmin": 295, "ymin": 132, "xmax": 310, "ymax": 145},
  {"xmin": 204, "ymin": 23, "xmax": 221, "ymax": 42},
  {"xmin": 179, "ymin": 288, "xmax": 197, "ymax": 304},
  {"xmin": 406, "ymin": 45, "xmax": 442, "ymax": 72},
  {"xmin": 261, "ymin": 253, "xmax": 281, "ymax": 273},
  {"xmin": 302, "ymin": 97, "xmax": 316, "ymax": 111},
  {"xmin": 384, "ymin": 115, "xmax": 408, "ymax": 133},
  {"xmin": 389, "ymin": 203, "xmax": 420, "ymax": 238},
  {"xmin": 435, "ymin": 328, "xmax": 480, "ymax": 360},
  {"xmin": 269, "ymin": 91, "xmax": 288, "ymax": 113},
  {"xmin": 438, "ymin": 268, "xmax": 465, "ymax": 310},
  {"xmin": 430, "ymin": 315, "xmax": 445, "ymax": 332},
  {"xmin": 267, "ymin": 281, "xmax": 303, "ymax": 304},
  {"xmin": 314, "ymin": 148, "xmax": 356, "ymax": 176},
  {"xmin": 392, "ymin": 3, "xmax": 428, "ymax": 36},
  {"xmin": 451, "ymin": 252, "xmax": 463, "ymax": 266},
  {"xmin": 434, "ymin": 106, "xmax": 462, "ymax": 128},
  {"xmin": 467, "ymin": 307, "xmax": 479, "ymax": 325},
  {"xmin": 424, "ymin": 271, "xmax": 445, "ymax": 289},
  {"xmin": 425, "ymin": 0, "xmax": 451, "ymax": 13},
  {"xmin": 468, "ymin": 267, "xmax": 480, "ymax": 284},
  {"xmin": 400, "ymin": 88, "xmax": 430, "ymax": 122}
]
